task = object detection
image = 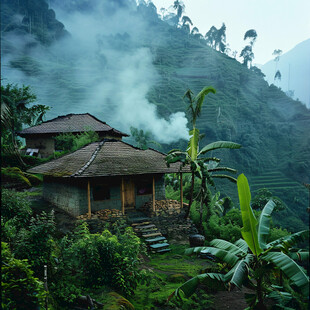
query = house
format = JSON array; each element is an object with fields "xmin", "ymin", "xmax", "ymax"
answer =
[
  {"xmin": 18, "ymin": 113, "xmax": 128, "ymax": 158},
  {"xmin": 28, "ymin": 139, "xmax": 189, "ymax": 217}
]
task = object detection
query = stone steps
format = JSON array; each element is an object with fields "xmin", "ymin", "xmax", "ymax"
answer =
[{"xmin": 130, "ymin": 217, "xmax": 171, "ymax": 254}]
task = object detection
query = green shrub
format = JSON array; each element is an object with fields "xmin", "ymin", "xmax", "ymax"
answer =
[
  {"xmin": 1, "ymin": 189, "xmax": 32, "ymax": 224},
  {"xmin": 50, "ymin": 223, "xmax": 146, "ymax": 306},
  {"xmin": 13, "ymin": 211, "xmax": 56, "ymax": 276},
  {"xmin": 1, "ymin": 242, "xmax": 45, "ymax": 309},
  {"xmin": 54, "ymin": 131, "xmax": 100, "ymax": 152}
]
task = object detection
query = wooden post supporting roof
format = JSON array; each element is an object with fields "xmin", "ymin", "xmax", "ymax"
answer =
[
  {"xmin": 152, "ymin": 176, "xmax": 156, "ymax": 213},
  {"xmin": 180, "ymin": 172, "xmax": 183, "ymax": 208},
  {"xmin": 87, "ymin": 180, "xmax": 91, "ymax": 219},
  {"xmin": 121, "ymin": 177, "xmax": 125, "ymax": 215}
]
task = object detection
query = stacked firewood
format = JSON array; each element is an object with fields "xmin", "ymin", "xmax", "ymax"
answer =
[
  {"xmin": 76, "ymin": 209, "xmax": 125, "ymax": 221},
  {"xmin": 140, "ymin": 199, "xmax": 185, "ymax": 217}
]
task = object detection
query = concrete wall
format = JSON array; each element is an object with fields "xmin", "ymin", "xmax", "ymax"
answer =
[
  {"xmin": 43, "ymin": 174, "xmax": 166, "ymax": 216},
  {"xmin": 43, "ymin": 178, "xmax": 87, "ymax": 216},
  {"xmin": 26, "ymin": 137, "xmax": 55, "ymax": 158}
]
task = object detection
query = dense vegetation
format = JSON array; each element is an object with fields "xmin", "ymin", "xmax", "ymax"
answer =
[{"xmin": 1, "ymin": 1, "xmax": 309, "ymax": 309}]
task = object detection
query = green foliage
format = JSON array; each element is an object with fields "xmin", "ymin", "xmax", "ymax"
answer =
[
  {"xmin": 1, "ymin": 189, "xmax": 32, "ymax": 225},
  {"xmin": 237, "ymin": 173, "xmax": 262, "ymax": 256},
  {"xmin": 1, "ymin": 167, "xmax": 42, "ymax": 188},
  {"xmin": 1, "ymin": 242, "xmax": 45, "ymax": 309},
  {"xmin": 1, "ymin": 83, "xmax": 49, "ymax": 146},
  {"xmin": 50, "ymin": 223, "xmax": 146, "ymax": 305},
  {"xmin": 54, "ymin": 131, "xmax": 100, "ymax": 152},
  {"xmin": 252, "ymin": 188, "xmax": 286, "ymax": 212},
  {"xmin": 171, "ymin": 174, "xmax": 309, "ymax": 308},
  {"xmin": 13, "ymin": 211, "xmax": 56, "ymax": 275},
  {"xmin": 130, "ymin": 126, "xmax": 161, "ymax": 150}
]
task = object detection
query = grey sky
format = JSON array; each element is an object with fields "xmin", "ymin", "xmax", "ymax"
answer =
[{"xmin": 152, "ymin": 0, "xmax": 310, "ymax": 64}]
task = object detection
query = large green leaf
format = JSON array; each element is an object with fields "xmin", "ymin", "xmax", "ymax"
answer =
[
  {"xmin": 199, "ymin": 141, "xmax": 241, "ymax": 156},
  {"xmin": 210, "ymin": 239, "xmax": 247, "ymax": 256},
  {"xmin": 208, "ymin": 167, "xmax": 237, "ymax": 174},
  {"xmin": 262, "ymin": 251, "xmax": 309, "ymax": 296},
  {"xmin": 267, "ymin": 230, "xmax": 309, "ymax": 251},
  {"xmin": 200, "ymin": 246, "xmax": 240, "ymax": 266},
  {"xmin": 194, "ymin": 86, "xmax": 216, "ymax": 118},
  {"xmin": 237, "ymin": 174, "xmax": 262, "ymax": 256},
  {"xmin": 173, "ymin": 272, "xmax": 225, "ymax": 299},
  {"xmin": 258, "ymin": 199, "xmax": 276, "ymax": 250},
  {"xmin": 187, "ymin": 128, "xmax": 200, "ymax": 160},
  {"xmin": 288, "ymin": 251, "xmax": 309, "ymax": 262},
  {"xmin": 212, "ymin": 174, "xmax": 237, "ymax": 183},
  {"xmin": 234, "ymin": 239, "xmax": 249, "ymax": 253},
  {"xmin": 229, "ymin": 259, "xmax": 249, "ymax": 289}
]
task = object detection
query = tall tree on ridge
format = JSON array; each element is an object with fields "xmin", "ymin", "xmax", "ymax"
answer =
[
  {"xmin": 273, "ymin": 49, "xmax": 282, "ymax": 82},
  {"xmin": 240, "ymin": 29, "xmax": 257, "ymax": 68}
]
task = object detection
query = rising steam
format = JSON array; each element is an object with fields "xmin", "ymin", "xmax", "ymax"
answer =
[{"xmin": 1, "ymin": 0, "xmax": 189, "ymax": 143}]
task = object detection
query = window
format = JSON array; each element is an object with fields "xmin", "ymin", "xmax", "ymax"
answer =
[
  {"xmin": 93, "ymin": 185, "xmax": 110, "ymax": 201},
  {"xmin": 136, "ymin": 180, "xmax": 152, "ymax": 195}
]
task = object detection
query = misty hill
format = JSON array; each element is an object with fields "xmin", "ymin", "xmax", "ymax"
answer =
[
  {"xmin": 261, "ymin": 39, "xmax": 310, "ymax": 108},
  {"xmin": 1, "ymin": 0, "xmax": 309, "ymax": 231}
]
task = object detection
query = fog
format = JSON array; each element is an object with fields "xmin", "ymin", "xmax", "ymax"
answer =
[{"xmin": 1, "ymin": 0, "xmax": 189, "ymax": 143}]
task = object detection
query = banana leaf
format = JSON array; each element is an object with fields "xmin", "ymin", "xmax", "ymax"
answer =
[
  {"xmin": 199, "ymin": 246, "xmax": 240, "ymax": 266},
  {"xmin": 173, "ymin": 272, "xmax": 225, "ymax": 299},
  {"xmin": 210, "ymin": 239, "xmax": 247, "ymax": 256},
  {"xmin": 187, "ymin": 128, "xmax": 200, "ymax": 160},
  {"xmin": 208, "ymin": 167, "xmax": 237, "ymax": 174},
  {"xmin": 267, "ymin": 230, "xmax": 309, "ymax": 250},
  {"xmin": 229, "ymin": 259, "xmax": 249, "ymax": 289},
  {"xmin": 234, "ymin": 239, "xmax": 249, "ymax": 253},
  {"xmin": 262, "ymin": 251, "xmax": 309, "ymax": 296},
  {"xmin": 194, "ymin": 86, "xmax": 216, "ymax": 118},
  {"xmin": 237, "ymin": 174, "xmax": 262, "ymax": 256},
  {"xmin": 212, "ymin": 174, "xmax": 237, "ymax": 183},
  {"xmin": 258, "ymin": 199, "xmax": 276, "ymax": 250},
  {"xmin": 287, "ymin": 251, "xmax": 309, "ymax": 262},
  {"xmin": 199, "ymin": 141, "xmax": 241, "ymax": 156}
]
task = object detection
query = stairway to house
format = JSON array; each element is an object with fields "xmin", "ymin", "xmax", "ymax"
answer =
[{"xmin": 127, "ymin": 212, "xmax": 171, "ymax": 254}]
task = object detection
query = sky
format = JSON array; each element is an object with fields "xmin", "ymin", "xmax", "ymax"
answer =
[{"xmin": 152, "ymin": 0, "xmax": 310, "ymax": 65}]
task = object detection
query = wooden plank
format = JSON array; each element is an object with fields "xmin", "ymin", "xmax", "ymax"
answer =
[
  {"xmin": 134, "ymin": 224, "xmax": 155, "ymax": 230},
  {"xmin": 87, "ymin": 180, "xmax": 91, "ymax": 219},
  {"xmin": 180, "ymin": 172, "xmax": 183, "ymax": 208},
  {"xmin": 121, "ymin": 177, "xmax": 125, "ymax": 215},
  {"xmin": 131, "ymin": 221, "xmax": 150, "ymax": 227},
  {"xmin": 142, "ymin": 232, "xmax": 162, "ymax": 238},
  {"xmin": 152, "ymin": 176, "xmax": 155, "ymax": 213}
]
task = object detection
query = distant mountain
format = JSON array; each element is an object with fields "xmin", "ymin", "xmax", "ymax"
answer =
[{"xmin": 261, "ymin": 39, "xmax": 310, "ymax": 108}]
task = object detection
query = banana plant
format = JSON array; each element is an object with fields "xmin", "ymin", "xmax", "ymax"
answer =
[
  {"xmin": 169, "ymin": 174, "xmax": 309, "ymax": 309},
  {"xmin": 166, "ymin": 86, "xmax": 241, "ymax": 219}
]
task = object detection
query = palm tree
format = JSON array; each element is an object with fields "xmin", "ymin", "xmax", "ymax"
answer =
[
  {"xmin": 170, "ymin": 174, "xmax": 309, "ymax": 309},
  {"xmin": 166, "ymin": 86, "xmax": 241, "ymax": 219}
]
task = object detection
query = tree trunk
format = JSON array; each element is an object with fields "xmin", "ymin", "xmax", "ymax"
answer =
[
  {"xmin": 184, "ymin": 171, "xmax": 195, "ymax": 219},
  {"xmin": 255, "ymin": 277, "xmax": 267, "ymax": 310}
]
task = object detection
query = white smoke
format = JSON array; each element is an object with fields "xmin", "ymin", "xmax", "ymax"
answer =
[{"xmin": 1, "ymin": 0, "xmax": 189, "ymax": 144}]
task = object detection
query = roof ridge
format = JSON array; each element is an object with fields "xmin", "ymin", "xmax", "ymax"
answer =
[{"xmin": 71, "ymin": 141, "xmax": 105, "ymax": 177}]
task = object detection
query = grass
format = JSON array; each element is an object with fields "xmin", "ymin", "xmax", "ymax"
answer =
[{"xmin": 130, "ymin": 244, "xmax": 214, "ymax": 310}]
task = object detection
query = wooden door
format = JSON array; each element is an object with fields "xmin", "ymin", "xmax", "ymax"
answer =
[{"xmin": 123, "ymin": 178, "xmax": 135, "ymax": 210}]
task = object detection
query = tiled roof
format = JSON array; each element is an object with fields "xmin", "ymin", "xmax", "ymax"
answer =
[
  {"xmin": 28, "ymin": 140, "xmax": 190, "ymax": 177},
  {"xmin": 18, "ymin": 113, "xmax": 128, "ymax": 137}
]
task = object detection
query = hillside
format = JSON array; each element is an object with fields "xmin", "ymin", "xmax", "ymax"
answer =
[
  {"xmin": 261, "ymin": 38, "xmax": 310, "ymax": 108},
  {"xmin": 1, "ymin": 0, "xmax": 309, "ymax": 231}
]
